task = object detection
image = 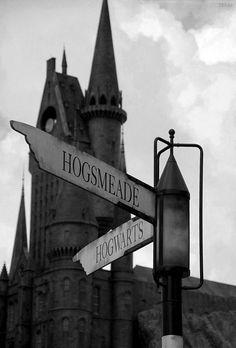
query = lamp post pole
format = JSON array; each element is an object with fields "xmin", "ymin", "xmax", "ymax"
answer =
[
  {"xmin": 153, "ymin": 130, "xmax": 204, "ymax": 348},
  {"xmin": 161, "ymin": 131, "xmax": 185, "ymax": 348},
  {"xmin": 162, "ymin": 274, "xmax": 183, "ymax": 347}
]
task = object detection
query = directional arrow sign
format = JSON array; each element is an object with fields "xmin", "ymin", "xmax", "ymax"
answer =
[
  {"xmin": 73, "ymin": 217, "xmax": 153, "ymax": 275},
  {"xmin": 11, "ymin": 121, "xmax": 155, "ymax": 223}
]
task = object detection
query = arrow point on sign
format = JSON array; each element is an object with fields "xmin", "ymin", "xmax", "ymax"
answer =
[
  {"xmin": 10, "ymin": 120, "xmax": 45, "ymax": 172},
  {"xmin": 72, "ymin": 252, "xmax": 90, "ymax": 275}
]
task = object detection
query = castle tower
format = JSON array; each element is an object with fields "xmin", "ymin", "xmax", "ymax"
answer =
[
  {"xmin": 29, "ymin": 51, "xmax": 86, "ymax": 270},
  {"xmin": 27, "ymin": 48, "xmax": 100, "ymax": 346},
  {"xmin": 6, "ymin": 183, "xmax": 33, "ymax": 348},
  {"xmin": 82, "ymin": 1, "xmax": 134, "ymax": 346},
  {"xmin": 82, "ymin": 0, "xmax": 127, "ymax": 235},
  {"xmin": 44, "ymin": 182, "xmax": 98, "ymax": 347}
]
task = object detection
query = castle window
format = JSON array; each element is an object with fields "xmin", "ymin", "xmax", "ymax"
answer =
[
  {"xmin": 111, "ymin": 96, "xmax": 117, "ymax": 106},
  {"xmin": 63, "ymin": 277, "xmax": 70, "ymax": 292},
  {"xmin": 93, "ymin": 286, "xmax": 100, "ymax": 315},
  {"xmin": 48, "ymin": 319, "xmax": 54, "ymax": 345},
  {"xmin": 89, "ymin": 96, "xmax": 96, "ymax": 105},
  {"xmin": 62, "ymin": 318, "xmax": 69, "ymax": 346},
  {"xmin": 36, "ymin": 330, "xmax": 42, "ymax": 348},
  {"xmin": 62, "ymin": 317, "xmax": 69, "ymax": 332},
  {"xmin": 64, "ymin": 229, "xmax": 69, "ymax": 243},
  {"xmin": 99, "ymin": 94, "xmax": 107, "ymax": 105},
  {"xmin": 79, "ymin": 278, "xmax": 87, "ymax": 305},
  {"xmin": 41, "ymin": 106, "xmax": 57, "ymax": 133},
  {"xmin": 78, "ymin": 318, "xmax": 86, "ymax": 347},
  {"xmin": 123, "ymin": 290, "xmax": 132, "ymax": 313}
]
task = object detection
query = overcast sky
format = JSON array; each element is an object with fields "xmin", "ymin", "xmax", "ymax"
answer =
[{"xmin": 1, "ymin": 0, "xmax": 236, "ymax": 286}]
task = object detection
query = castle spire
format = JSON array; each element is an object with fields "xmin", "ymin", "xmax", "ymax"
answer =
[
  {"xmin": 120, "ymin": 125, "xmax": 126, "ymax": 172},
  {"xmin": 9, "ymin": 180, "xmax": 28, "ymax": 279},
  {"xmin": 0, "ymin": 263, "xmax": 8, "ymax": 281},
  {"xmin": 62, "ymin": 48, "xmax": 67, "ymax": 75},
  {"xmin": 86, "ymin": 0, "xmax": 119, "ymax": 105}
]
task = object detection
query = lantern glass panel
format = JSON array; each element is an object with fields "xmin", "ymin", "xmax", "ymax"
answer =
[{"xmin": 163, "ymin": 194, "xmax": 189, "ymax": 270}]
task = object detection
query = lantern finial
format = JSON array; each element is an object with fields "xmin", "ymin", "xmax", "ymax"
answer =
[{"xmin": 169, "ymin": 129, "xmax": 175, "ymax": 154}]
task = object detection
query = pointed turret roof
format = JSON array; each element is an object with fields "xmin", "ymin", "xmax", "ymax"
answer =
[
  {"xmin": 9, "ymin": 183, "xmax": 28, "ymax": 279},
  {"xmin": 0, "ymin": 263, "xmax": 8, "ymax": 281},
  {"xmin": 62, "ymin": 48, "xmax": 67, "ymax": 75},
  {"xmin": 87, "ymin": 0, "xmax": 119, "ymax": 99},
  {"xmin": 157, "ymin": 153, "xmax": 189, "ymax": 196}
]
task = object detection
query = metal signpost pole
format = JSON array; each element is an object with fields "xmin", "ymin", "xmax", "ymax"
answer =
[{"xmin": 153, "ymin": 130, "xmax": 204, "ymax": 348}]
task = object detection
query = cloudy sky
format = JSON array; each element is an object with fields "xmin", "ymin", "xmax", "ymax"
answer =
[{"xmin": 1, "ymin": 0, "xmax": 236, "ymax": 286}]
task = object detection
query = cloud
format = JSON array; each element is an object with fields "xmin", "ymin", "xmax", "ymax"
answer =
[
  {"xmin": 121, "ymin": 2, "xmax": 196, "ymax": 69},
  {"xmin": 119, "ymin": 1, "xmax": 236, "ymax": 285},
  {"xmin": 191, "ymin": 11, "xmax": 236, "ymax": 64},
  {"xmin": 120, "ymin": 2, "xmax": 236, "ymax": 144}
]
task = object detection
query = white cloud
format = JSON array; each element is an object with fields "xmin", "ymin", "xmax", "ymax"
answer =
[
  {"xmin": 119, "ymin": 1, "xmax": 236, "ymax": 285},
  {"xmin": 191, "ymin": 11, "xmax": 236, "ymax": 65}
]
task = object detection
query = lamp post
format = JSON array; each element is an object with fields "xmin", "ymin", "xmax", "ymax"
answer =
[{"xmin": 153, "ymin": 130, "xmax": 204, "ymax": 348}]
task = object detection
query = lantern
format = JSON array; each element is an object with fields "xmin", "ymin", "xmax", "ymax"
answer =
[{"xmin": 155, "ymin": 151, "xmax": 190, "ymax": 278}]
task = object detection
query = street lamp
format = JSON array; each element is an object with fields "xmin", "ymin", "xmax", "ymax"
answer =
[{"xmin": 153, "ymin": 130, "xmax": 204, "ymax": 348}]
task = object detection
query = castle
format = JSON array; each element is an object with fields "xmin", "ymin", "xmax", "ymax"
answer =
[{"xmin": 0, "ymin": 1, "xmax": 236, "ymax": 347}]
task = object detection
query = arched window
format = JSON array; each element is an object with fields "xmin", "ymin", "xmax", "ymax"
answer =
[
  {"xmin": 64, "ymin": 229, "xmax": 69, "ymax": 243},
  {"xmin": 36, "ymin": 330, "xmax": 42, "ymax": 348},
  {"xmin": 41, "ymin": 106, "xmax": 57, "ymax": 133},
  {"xmin": 93, "ymin": 286, "xmax": 100, "ymax": 315},
  {"xmin": 63, "ymin": 277, "xmax": 70, "ymax": 292},
  {"xmin": 62, "ymin": 317, "xmax": 69, "ymax": 345},
  {"xmin": 62, "ymin": 317, "xmax": 69, "ymax": 332},
  {"xmin": 79, "ymin": 318, "xmax": 86, "ymax": 347},
  {"xmin": 123, "ymin": 290, "xmax": 132, "ymax": 313},
  {"xmin": 99, "ymin": 94, "xmax": 107, "ymax": 105},
  {"xmin": 89, "ymin": 96, "xmax": 96, "ymax": 105},
  {"xmin": 111, "ymin": 96, "xmax": 117, "ymax": 106},
  {"xmin": 48, "ymin": 319, "xmax": 54, "ymax": 346},
  {"xmin": 79, "ymin": 278, "xmax": 87, "ymax": 305}
]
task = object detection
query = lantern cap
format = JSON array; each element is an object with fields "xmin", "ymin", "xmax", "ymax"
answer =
[{"xmin": 157, "ymin": 153, "xmax": 190, "ymax": 197}]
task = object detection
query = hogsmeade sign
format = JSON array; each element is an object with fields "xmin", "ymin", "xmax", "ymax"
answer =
[
  {"xmin": 11, "ymin": 121, "xmax": 155, "ymax": 223},
  {"xmin": 11, "ymin": 121, "xmax": 155, "ymax": 273}
]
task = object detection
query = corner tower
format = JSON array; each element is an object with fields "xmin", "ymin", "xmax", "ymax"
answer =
[
  {"xmin": 28, "ymin": 51, "xmax": 99, "ymax": 346},
  {"xmin": 82, "ymin": 0, "xmax": 127, "ymax": 234},
  {"xmin": 29, "ymin": 51, "xmax": 90, "ymax": 269}
]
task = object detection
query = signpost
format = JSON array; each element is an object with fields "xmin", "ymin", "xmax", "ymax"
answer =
[
  {"xmin": 10, "ymin": 121, "xmax": 155, "ymax": 224},
  {"xmin": 11, "ymin": 120, "xmax": 203, "ymax": 348},
  {"xmin": 73, "ymin": 217, "xmax": 153, "ymax": 275}
]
